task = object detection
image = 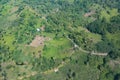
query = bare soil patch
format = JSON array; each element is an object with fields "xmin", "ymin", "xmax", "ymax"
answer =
[
  {"xmin": 10, "ymin": 6, "xmax": 18, "ymax": 14},
  {"xmin": 84, "ymin": 11, "xmax": 95, "ymax": 17},
  {"xmin": 30, "ymin": 36, "xmax": 45, "ymax": 47},
  {"xmin": 1, "ymin": 60, "xmax": 16, "ymax": 69},
  {"xmin": 29, "ymin": 35, "xmax": 50, "ymax": 47}
]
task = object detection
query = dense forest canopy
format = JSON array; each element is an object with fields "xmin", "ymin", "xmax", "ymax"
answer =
[{"xmin": 0, "ymin": 0, "xmax": 120, "ymax": 80}]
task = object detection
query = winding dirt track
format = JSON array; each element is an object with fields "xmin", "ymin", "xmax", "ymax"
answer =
[{"xmin": 66, "ymin": 36, "xmax": 108, "ymax": 56}]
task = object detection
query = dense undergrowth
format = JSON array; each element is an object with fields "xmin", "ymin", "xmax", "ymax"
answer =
[{"xmin": 0, "ymin": 0, "xmax": 120, "ymax": 80}]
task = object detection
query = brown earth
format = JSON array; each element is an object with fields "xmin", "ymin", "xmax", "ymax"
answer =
[
  {"xmin": 10, "ymin": 6, "xmax": 18, "ymax": 14},
  {"xmin": 30, "ymin": 35, "xmax": 45, "ymax": 47},
  {"xmin": 29, "ymin": 35, "xmax": 50, "ymax": 47},
  {"xmin": 84, "ymin": 11, "xmax": 95, "ymax": 17},
  {"xmin": 40, "ymin": 26, "xmax": 45, "ymax": 31}
]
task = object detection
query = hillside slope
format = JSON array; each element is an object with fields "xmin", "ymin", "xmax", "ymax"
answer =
[{"xmin": 0, "ymin": 0, "xmax": 120, "ymax": 80}]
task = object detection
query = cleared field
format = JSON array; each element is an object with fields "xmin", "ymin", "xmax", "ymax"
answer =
[{"xmin": 42, "ymin": 38, "xmax": 73, "ymax": 58}]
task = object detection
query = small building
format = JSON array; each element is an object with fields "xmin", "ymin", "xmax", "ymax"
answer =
[
  {"xmin": 54, "ymin": 68, "xmax": 59, "ymax": 72},
  {"xmin": 74, "ymin": 44, "xmax": 78, "ymax": 48},
  {"xmin": 37, "ymin": 28, "xmax": 40, "ymax": 32}
]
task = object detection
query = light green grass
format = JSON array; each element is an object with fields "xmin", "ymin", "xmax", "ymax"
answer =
[
  {"xmin": 76, "ymin": 27, "xmax": 102, "ymax": 43},
  {"xmin": 106, "ymin": 32, "xmax": 120, "ymax": 48},
  {"xmin": 68, "ymin": 0, "xmax": 74, "ymax": 3},
  {"xmin": 41, "ymin": 32, "xmax": 56, "ymax": 38},
  {"xmin": 42, "ymin": 38, "xmax": 73, "ymax": 58},
  {"xmin": 3, "ymin": 35, "xmax": 15, "ymax": 51},
  {"xmin": 87, "ymin": 32, "xmax": 102, "ymax": 43},
  {"xmin": 100, "ymin": 8, "xmax": 119, "ymax": 22},
  {"xmin": 1, "ymin": 5, "xmax": 12, "ymax": 16}
]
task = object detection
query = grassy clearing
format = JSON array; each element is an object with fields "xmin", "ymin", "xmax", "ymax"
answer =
[
  {"xmin": 76, "ymin": 27, "xmax": 102, "ymax": 43},
  {"xmin": 41, "ymin": 32, "xmax": 56, "ymax": 38},
  {"xmin": 87, "ymin": 32, "xmax": 102, "ymax": 43},
  {"xmin": 3, "ymin": 34, "xmax": 15, "ymax": 51},
  {"xmin": 42, "ymin": 38, "xmax": 73, "ymax": 58},
  {"xmin": 106, "ymin": 32, "xmax": 120, "ymax": 48},
  {"xmin": 100, "ymin": 8, "xmax": 119, "ymax": 22}
]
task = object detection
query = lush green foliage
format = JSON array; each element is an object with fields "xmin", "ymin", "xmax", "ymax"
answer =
[{"xmin": 0, "ymin": 0, "xmax": 120, "ymax": 80}]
